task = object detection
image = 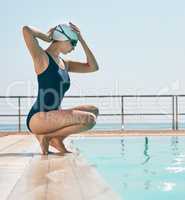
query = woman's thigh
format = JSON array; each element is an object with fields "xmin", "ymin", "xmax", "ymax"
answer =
[
  {"xmin": 69, "ymin": 104, "xmax": 99, "ymax": 117},
  {"xmin": 29, "ymin": 108, "xmax": 96, "ymax": 134}
]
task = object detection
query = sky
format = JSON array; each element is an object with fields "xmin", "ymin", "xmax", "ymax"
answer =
[{"xmin": 0, "ymin": 0, "xmax": 185, "ymax": 97}]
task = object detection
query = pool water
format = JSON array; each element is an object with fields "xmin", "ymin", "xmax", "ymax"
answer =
[{"xmin": 72, "ymin": 136, "xmax": 185, "ymax": 200}]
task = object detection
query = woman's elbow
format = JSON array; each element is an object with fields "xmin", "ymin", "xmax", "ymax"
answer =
[
  {"xmin": 22, "ymin": 26, "xmax": 29, "ymax": 31},
  {"xmin": 92, "ymin": 65, "xmax": 99, "ymax": 72}
]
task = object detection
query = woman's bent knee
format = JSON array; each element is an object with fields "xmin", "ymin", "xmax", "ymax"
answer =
[
  {"xmin": 93, "ymin": 107, "xmax": 99, "ymax": 117},
  {"xmin": 88, "ymin": 105, "xmax": 99, "ymax": 117},
  {"xmin": 83, "ymin": 113, "xmax": 97, "ymax": 128}
]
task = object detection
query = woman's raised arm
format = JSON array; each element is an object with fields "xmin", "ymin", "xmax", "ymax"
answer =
[{"xmin": 22, "ymin": 25, "xmax": 54, "ymax": 60}]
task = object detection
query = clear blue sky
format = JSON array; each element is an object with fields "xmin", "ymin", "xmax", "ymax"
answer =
[{"xmin": 0, "ymin": 0, "xmax": 185, "ymax": 96}]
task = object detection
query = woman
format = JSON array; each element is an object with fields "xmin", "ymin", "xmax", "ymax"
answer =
[{"xmin": 22, "ymin": 22, "xmax": 99, "ymax": 155}]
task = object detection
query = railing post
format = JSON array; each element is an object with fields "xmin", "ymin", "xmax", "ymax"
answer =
[
  {"xmin": 18, "ymin": 97, "xmax": 21, "ymax": 132},
  {"xmin": 121, "ymin": 96, "xmax": 124, "ymax": 130},
  {"xmin": 172, "ymin": 96, "xmax": 175, "ymax": 130},
  {"xmin": 175, "ymin": 95, "xmax": 178, "ymax": 130}
]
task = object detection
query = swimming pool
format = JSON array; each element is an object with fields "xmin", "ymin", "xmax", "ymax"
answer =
[{"xmin": 72, "ymin": 136, "xmax": 185, "ymax": 200}]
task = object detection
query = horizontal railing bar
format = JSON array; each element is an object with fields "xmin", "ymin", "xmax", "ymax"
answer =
[
  {"xmin": 100, "ymin": 113, "xmax": 173, "ymax": 116},
  {"xmin": 0, "ymin": 113, "xmax": 174, "ymax": 117},
  {"xmin": 0, "ymin": 95, "xmax": 180, "ymax": 98},
  {"xmin": 0, "ymin": 114, "xmax": 23, "ymax": 117}
]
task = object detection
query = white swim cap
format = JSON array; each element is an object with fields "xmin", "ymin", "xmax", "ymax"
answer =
[{"xmin": 52, "ymin": 23, "xmax": 78, "ymax": 43}]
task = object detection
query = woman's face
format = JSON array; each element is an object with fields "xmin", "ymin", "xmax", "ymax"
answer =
[{"xmin": 57, "ymin": 40, "xmax": 74, "ymax": 54}]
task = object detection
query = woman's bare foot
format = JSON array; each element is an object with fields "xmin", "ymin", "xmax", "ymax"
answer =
[
  {"xmin": 35, "ymin": 135, "xmax": 49, "ymax": 155},
  {"xmin": 49, "ymin": 137, "xmax": 73, "ymax": 154}
]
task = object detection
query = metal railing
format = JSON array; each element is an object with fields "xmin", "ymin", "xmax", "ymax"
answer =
[{"xmin": 0, "ymin": 95, "xmax": 184, "ymax": 132}]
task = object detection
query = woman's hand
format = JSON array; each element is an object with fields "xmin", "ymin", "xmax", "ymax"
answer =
[
  {"xmin": 69, "ymin": 22, "xmax": 99, "ymax": 71},
  {"xmin": 69, "ymin": 22, "xmax": 83, "ymax": 41},
  {"xmin": 46, "ymin": 26, "xmax": 57, "ymax": 42}
]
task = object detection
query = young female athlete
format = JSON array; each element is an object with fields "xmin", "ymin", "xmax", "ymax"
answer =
[{"xmin": 22, "ymin": 22, "xmax": 99, "ymax": 155}]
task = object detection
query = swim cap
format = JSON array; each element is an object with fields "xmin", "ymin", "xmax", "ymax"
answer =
[{"xmin": 52, "ymin": 23, "xmax": 78, "ymax": 42}]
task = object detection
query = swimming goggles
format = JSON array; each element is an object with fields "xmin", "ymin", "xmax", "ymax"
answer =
[{"xmin": 56, "ymin": 25, "xmax": 78, "ymax": 47}]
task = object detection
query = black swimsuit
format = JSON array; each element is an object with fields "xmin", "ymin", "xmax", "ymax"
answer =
[{"xmin": 26, "ymin": 51, "xmax": 70, "ymax": 133}]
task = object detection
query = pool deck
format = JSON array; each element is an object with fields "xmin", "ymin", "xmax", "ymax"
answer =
[{"xmin": 0, "ymin": 133, "xmax": 122, "ymax": 200}]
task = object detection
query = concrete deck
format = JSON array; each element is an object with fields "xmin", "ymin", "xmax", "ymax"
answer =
[{"xmin": 0, "ymin": 134, "xmax": 122, "ymax": 200}]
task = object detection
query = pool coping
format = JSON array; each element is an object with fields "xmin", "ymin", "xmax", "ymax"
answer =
[{"xmin": 1, "ymin": 130, "xmax": 185, "ymax": 137}]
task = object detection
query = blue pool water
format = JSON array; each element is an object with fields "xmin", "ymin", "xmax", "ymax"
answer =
[{"xmin": 72, "ymin": 136, "xmax": 185, "ymax": 200}]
